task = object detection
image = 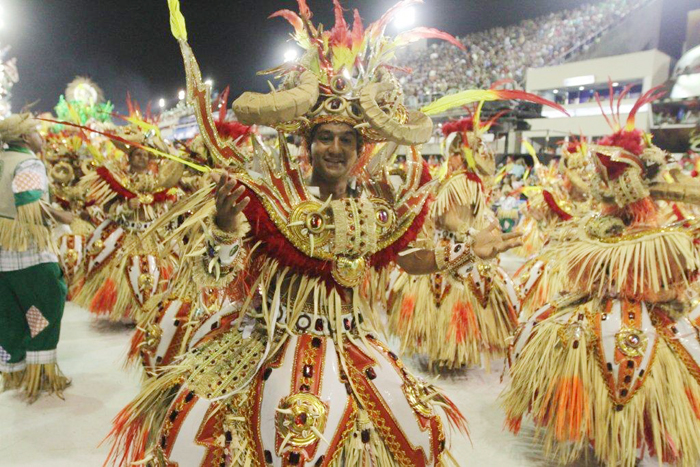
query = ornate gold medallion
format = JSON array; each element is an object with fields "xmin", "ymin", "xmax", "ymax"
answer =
[
  {"xmin": 332, "ymin": 256, "xmax": 367, "ymax": 288},
  {"xmin": 287, "ymin": 200, "xmax": 332, "ymax": 256},
  {"xmin": 275, "ymin": 393, "xmax": 328, "ymax": 448},
  {"xmin": 615, "ymin": 327, "xmax": 647, "ymax": 357},
  {"xmin": 137, "ymin": 193, "xmax": 155, "ymax": 204},
  {"xmin": 404, "ymin": 380, "xmax": 434, "ymax": 418},
  {"xmin": 138, "ymin": 272, "xmax": 155, "ymax": 292},
  {"xmin": 89, "ymin": 239, "xmax": 105, "ymax": 255},
  {"xmin": 64, "ymin": 248, "xmax": 79, "ymax": 266},
  {"xmin": 142, "ymin": 322, "xmax": 163, "ymax": 350}
]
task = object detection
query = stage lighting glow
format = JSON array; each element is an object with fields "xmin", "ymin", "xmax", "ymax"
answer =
[
  {"xmin": 612, "ymin": 82, "xmax": 620, "ymax": 87},
  {"xmin": 283, "ymin": 49, "xmax": 298, "ymax": 63},
  {"xmin": 178, "ymin": 89, "xmax": 186, "ymax": 100},
  {"xmin": 578, "ymin": 86, "xmax": 585, "ymax": 91},
  {"xmin": 205, "ymin": 78, "xmax": 213, "ymax": 87},
  {"xmin": 158, "ymin": 98, "xmax": 166, "ymax": 108},
  {"xmin": 553, "ymin": 89, "xmax": 559, "ymax": 94},
  {"xmin": 394, "ymin": 6, "xmax": 416, "ymax": 30}
]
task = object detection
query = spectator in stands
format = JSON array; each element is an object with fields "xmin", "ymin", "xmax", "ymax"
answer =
[{"xmin": 397, "ymin": 0, "xmax": 644, "ymax": 108}]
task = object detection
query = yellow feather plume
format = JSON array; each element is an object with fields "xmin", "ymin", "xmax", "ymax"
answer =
[
  {"xmin": 67, "ymin": 103, "xmax": 81, "ymax": 125},
  {"xmin": 421, "ymin": 90, "xmax": 497, "ymax": 116},
  {"xmin": 462, "ymin": 146, "xmax": 476, "ymax": 170},
  {"xmin": 473, "ymin": 100, "xmax": 485, "ymax": 130},
  {"xmin": 125, "ymin": 115, "xmax": 162, "ymax": 139},
  {"xmin": 168, "ymin": 0, "xmax": 188, "ymax": 42},
  {"xmin": 522, "ymin": 139, "xmax": 541, "ymax": 167},
  {"xmin": 86, "ymin": 142, "xmax": 104, "ymax": 163},
  {"xmin": 435, "ymin": 158, "xmax": 448, "ymax": 181}
]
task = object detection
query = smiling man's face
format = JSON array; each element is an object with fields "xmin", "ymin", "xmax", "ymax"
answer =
[
  {"xmin": 128, "ymin": 147, "xmax": 151, "ymax": 173},
  {"xmin": 309, "ymin": 122, "xmax": 360, "ymax": 182}
]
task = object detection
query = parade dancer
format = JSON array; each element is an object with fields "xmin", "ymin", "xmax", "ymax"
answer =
[{"xmin": 0, "ymin": 113, "xmax": 73, "ymax": 401}]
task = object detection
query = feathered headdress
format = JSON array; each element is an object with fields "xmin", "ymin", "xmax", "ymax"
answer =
[
  {"xmin": 561, "ymin": 135, "xmax": 588, "ymax": 164},
  {"xmin": 438, "ymin": 78, "xmax": 566, "ymax": 173},
  {"xmin": 41, "ymin": 88, "xmax": 210, "ymax": 173},
  {"xmin": 54, "ymin": 77, "xmax": 113, "ymax": 127},
  {"xmin": 558, "ymin": 135, "xmax": 592, "ymax": 196},
  {"xmin": 441, "ymin": 112, "xmax": 495, "ymax": 175},
  {"xmin": 590, "ymin": 81, "xmax": 669, "ymax": 211},
  {"xmin": 107, "ymin": 94, "xmax": 172, "ymax": 156},
  {"xmin": 231, "ymin": 0, "xmax": 469, "ymax": 146}
]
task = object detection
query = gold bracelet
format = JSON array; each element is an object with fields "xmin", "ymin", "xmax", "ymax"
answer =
[
  {"xmin": 208, "ymin": 212, "xmax": 247, "ymax": 245},
  {"xmin": 447, "ymin": 243, "xmax": 475, "ymax": 271}
]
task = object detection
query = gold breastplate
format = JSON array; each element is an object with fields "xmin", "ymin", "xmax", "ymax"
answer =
[{"xmin": 285, "ymin": 197, "xmax": 396, "ymax": 287}]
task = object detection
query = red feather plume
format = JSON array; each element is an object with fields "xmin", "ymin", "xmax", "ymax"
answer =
[
  {"xmin": 297, "ymin": 0, "xmax": 311, "ymax": 19},
  {"xmin": 395, "ymin": 27, "xmax": 466, "ymax": 51},
  {"xmin": 215, "ymin": 121, "xmax": 253, "ymax": 145},
  {"xmin": 542, "ymin": 190, "xmax": 572, "ymax": 221},
  {"xmin": 217, "ymin": 86, "xmax": 230, "ymax": 123},
  {"xmin": 330, "ymin": 0, "xmax": 351, "ymax": 47},
  {"xmin": 442, "ymin": 117, "xmax": 474, "ymax": 136},
  {"xmin": 269, "ymin": 9, "xmax": 304, "ymax": 34},
  {"xmin": 351, "ymin": 9, "xmax": 364, "ymax": 46},
  {"xmin": 626, "ymin": 85, "xmax": 666, "ymax": 130},
  {"xmin": 597, "ymin": 128, "xmax": 645, "ymax": 156},
  {"xmin": 492, "ymin": 89, "xmax": 570, "ymax": 116}
]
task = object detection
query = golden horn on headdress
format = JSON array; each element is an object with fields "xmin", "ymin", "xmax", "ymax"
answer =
[
  {"xmin": 359, "ymin": 80, "xmax": 433, "ymax": 145},
  {"xmin": 649, "ymin": 182, "xmax": 700, "ymax": 205},
  {"xmin": 232, "ymin": 71, "xmax": 320, "ymax": 126}
]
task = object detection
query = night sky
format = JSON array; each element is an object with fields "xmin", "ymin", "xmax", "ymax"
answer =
[{"xmin": 2, "ymin": 0, "xmax": 698, "ymax": 114}]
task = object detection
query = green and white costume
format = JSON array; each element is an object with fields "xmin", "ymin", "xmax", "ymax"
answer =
[{"xmin": 0, "ymin": 146, "xmax": 69, "ymax": 399}]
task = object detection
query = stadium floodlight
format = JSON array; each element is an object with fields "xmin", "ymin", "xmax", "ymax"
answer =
[
  {"xmin": 394, "ymin": 6, "xmax": 416, "ymax": 30},
  {"xmin": 205, "ymin": 78, "xmax": 214, "ymax": 87},
  {"xmin": 158, "ymin": 98, "xmax": 166, "ymax": 108},
  {"xmin": 178, "ymin": 89, "xmax": 186, "ymax": 100},
  {"xmin": 612, "ymin": 82, "xmax": 620, "ymax": 87},
  {"xmin": 578, "ymin": 86, "xmax": 585, "ymax": 91},
  {"xmin": 284, "ymin": 48, "xmax": 298, "ymax": 63},
  {"xmin": 552, "ymin": 89, "xmax": 559, "ymax": 94}
]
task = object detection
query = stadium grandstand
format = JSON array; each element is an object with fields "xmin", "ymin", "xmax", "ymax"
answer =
[{"xmin": 396, "ymin": 0, "xmax": 650, "ymax": 108}]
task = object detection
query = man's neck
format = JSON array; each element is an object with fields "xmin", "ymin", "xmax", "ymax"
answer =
[{"xmin": 310, "ymin": 174, "xmax": 348, "ymax": 200}]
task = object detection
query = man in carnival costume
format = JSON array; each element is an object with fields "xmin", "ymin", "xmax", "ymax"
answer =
[
  {"xmin": 503, "ymin": 85, "xmax": 700, "ymax": 466},
  {"xmin": 512, "ymin": 137, "xmax": 593, "ymax": 316},
  {"xmin": 0, "ymin": 113, "xmax": 73, "ymax": 401},
  {"xmin": 130, "ymin": 89, "xmax": 256, "ymax": 377},
  {"xmin": 72, "ymin": 109, "xmax": 184, "ymax": 323},
  {"xmin": 108, "ymin": 1, "xmax": 524, "ymax": 466},
  {"xmin": 388, "ymin": 109, "xmax": 524, "ymax": 370}
]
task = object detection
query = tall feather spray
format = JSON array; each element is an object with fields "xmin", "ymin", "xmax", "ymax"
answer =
[{"xmin": 168, "ymin": 0, "xmax": 187, "ymax": 41}]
